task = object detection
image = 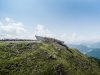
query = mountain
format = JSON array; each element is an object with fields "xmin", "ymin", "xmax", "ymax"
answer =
[
  {"xmin": 68, "ymin": 43, "xmax": 100, "ymax": 59},
  {"xmin": 86, "ymin": 42, "xmax": 100, "ymax": 48},
  {"xmin": 67, "ymin": 44, "xmax": 92, "ymax": 54},
  {"xmin": 0, "ymin": 37, "xmax": 100, "ymax": 75},
  {"xmin": 81, "ymin": 42, "xmax": 100, "ymax": 48},
  {"xmin": 87, "ymin": 48, "xmax": 100, "ymax": 59}
]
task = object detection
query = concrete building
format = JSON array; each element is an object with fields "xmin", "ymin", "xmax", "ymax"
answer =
[{"xmin": 35, "ymin": 35, "xmax": 64, "ymax": 44}]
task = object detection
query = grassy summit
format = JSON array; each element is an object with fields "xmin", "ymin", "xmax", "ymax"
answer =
[{"xmin": 0, "ymin": 40, "xmax": 100, "ymax": 75}]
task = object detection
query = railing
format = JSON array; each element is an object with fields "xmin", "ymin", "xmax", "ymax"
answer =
[{"xmin": 0, "ymin": 39, "xmax": 36, "ymax": 41}]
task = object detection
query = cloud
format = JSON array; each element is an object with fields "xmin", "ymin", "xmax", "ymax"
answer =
[
  {"xmin": 60, "ymin": 33, "xmax": 78, "ymax": 43},
  {"xmin": 60, "ymin": 33, "xmax": 100, "ymax": 44},
  {"xmin": 5, "ymin": 17, "xmax": 12, "ymax": 22},
  {"xmin": 0, "ymin": 17, "xmax": 27, "ymax": 39},
  {"xmin": 1, "ymin": 17, "xmax": 100, "ymax": 43},
  {"xmin": 0, "ymin": 21, "xmax": 2, "ymax": 25},
  {"xmin": 0, "ymin": 18, "xmax": 55, "ymax": 39},
  {"xmin": 33, "ymin": 24, "xmax": 54, "ymax": 37},
  {"xmin": 33, "ymin": 25, "xmax": 80, "ymax": 43}
]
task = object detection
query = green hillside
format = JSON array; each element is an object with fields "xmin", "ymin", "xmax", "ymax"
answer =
[{"xmin": 0, "ymin": 41, "xmax": 100, "ymax": 75}]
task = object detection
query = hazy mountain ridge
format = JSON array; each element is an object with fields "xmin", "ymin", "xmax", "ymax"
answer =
[
  {"xmin": 67, "ymin": 44, "xmax": 91, "ymax": 54},
  {"xmin": 87, "ymin": 48, "xmax": 100, "ymax": 59},
  {"xmin": 68, "ymin": 43, "xmax": 100, "ymax": 59}
]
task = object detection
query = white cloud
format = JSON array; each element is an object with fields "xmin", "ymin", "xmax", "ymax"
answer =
[
  {"xmin": 60, "ymin": 33, "xmax": 100, "ymax": 44},
  {"xmin": 26, "ymin": 24, "xmax": 100, "ymax": 43},
  {"xmin": 34, "ymin": 24, "xmax": 54, "ymax": 37},
  {"xmin": 0, "ymin": 17, "xmax": 27, "ymax": 39},
  {"xmin": 0, "ymin": 18, "xmax": 55, "ymax": 39},
  {"xmin": 0, "ymin": 21, "xmax": 2, "ymax": 25},
  {"xmin": 0, "ymin": 18, "xmax": 81, "ymax": 42},
  {"xmin": 1, "ymin": 17, "xmax": 100, "ymax": 44},
  {"xmin": 33, "ymin": 25, "xmax": 80, "ymax": 43},
  {"xmin": 5, "ymin": 17, "xmax": 12, "ymax": 22}
]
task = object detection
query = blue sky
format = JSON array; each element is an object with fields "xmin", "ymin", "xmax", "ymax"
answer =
[{"xmin": 0, "ymin": 0, "xmax": 100, "ymax": 43}]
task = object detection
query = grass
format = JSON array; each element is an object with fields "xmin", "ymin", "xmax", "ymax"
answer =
[{"xmin": 0, "ymin": 42, "xmax": 100, "ymax": 75}]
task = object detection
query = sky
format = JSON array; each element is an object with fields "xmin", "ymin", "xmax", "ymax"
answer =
[{"xmin": 0, "ymin": 0, "xmax": 100, "ymax": 43}]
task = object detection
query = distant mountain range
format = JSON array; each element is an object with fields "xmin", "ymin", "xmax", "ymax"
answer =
[
  {"xmin": 68, "ymin": 42, "xmax": 100, "ymax": 59},
  {"xmin": 85, "ymin": 42, "xmax": 100, "ymax": 48},
  {"xmin": 67, "ymin": 44, "xmax": 92, "ymax": 54},
  {"xmin": 87, "ymin": 48, "xmax": 100, "ymax": 59}
]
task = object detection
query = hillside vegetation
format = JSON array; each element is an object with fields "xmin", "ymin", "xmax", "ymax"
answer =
[{"xmin": 0, "ymin": 41, "xmax": 100, "ymax": 75}]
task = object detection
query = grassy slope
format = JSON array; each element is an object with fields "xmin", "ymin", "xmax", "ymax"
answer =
[{"xmin": 0, "ymin": 42, "xmax": 100, "ymax": 75}]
